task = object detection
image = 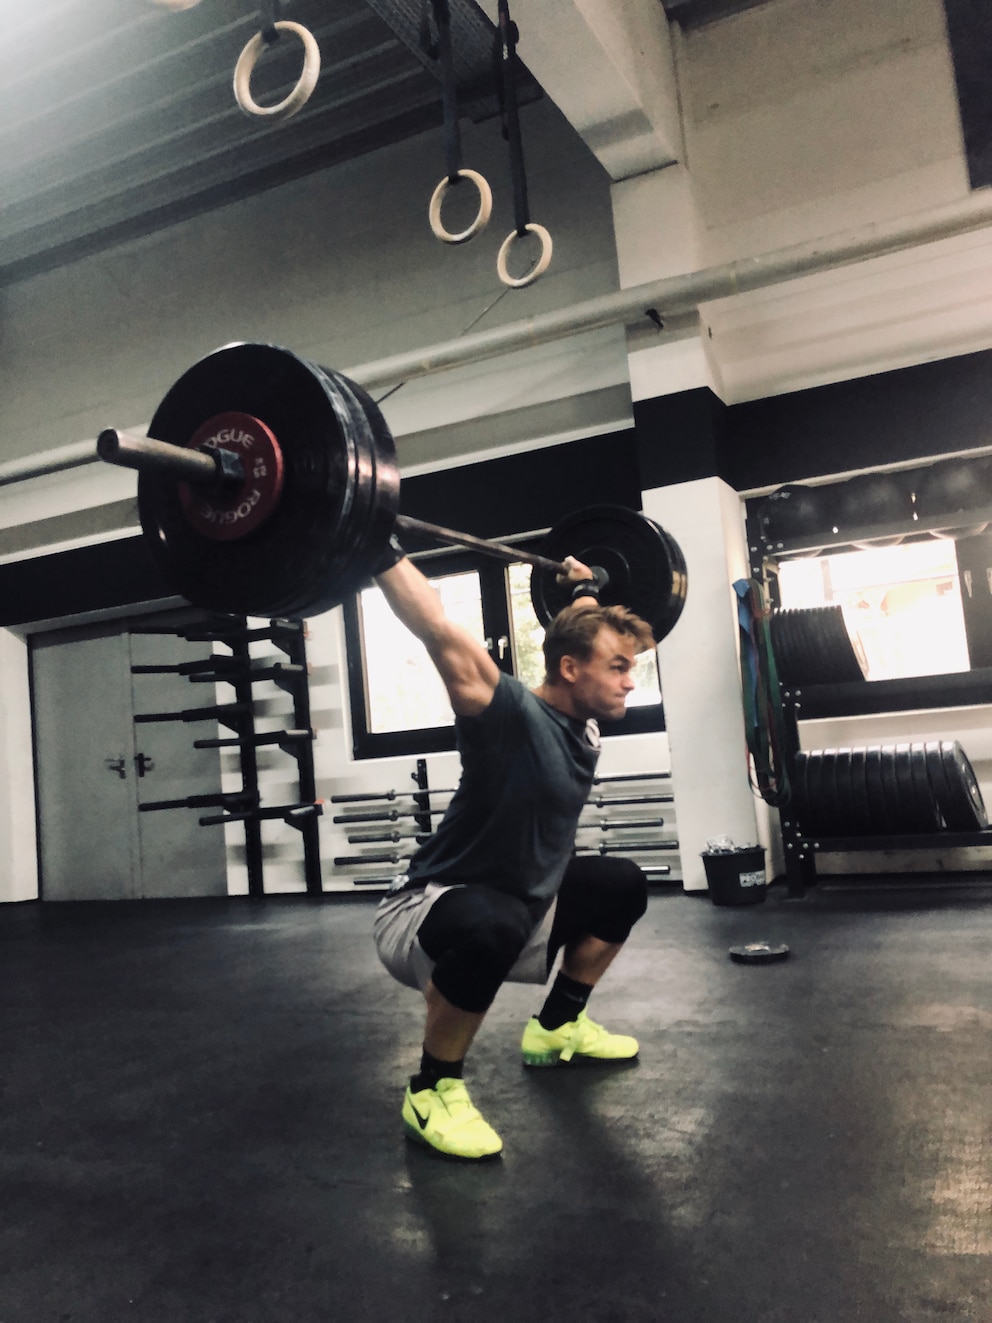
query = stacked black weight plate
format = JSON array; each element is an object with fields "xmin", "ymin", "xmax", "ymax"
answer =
[
  {"xmin": 139, "ymin": 343, "xmax": 401, "ymax": 620},
  {"xmin": 530, "ymin": 505, "xmax": 687, "ymax": 642},
  {"xmin": 792, "ymin": 742, "xmax": 987, "ymax": 837},
  {"xmin": 770, "ymin": 606, "xmax": 868, "ymax": 685},
  {"xmin": 925, "ymin": 740, "xmax": 989, "ymax": 830}
]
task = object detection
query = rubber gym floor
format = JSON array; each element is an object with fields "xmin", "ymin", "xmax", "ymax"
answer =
[{"xmin": 1, "ymin": 880, "xmax": 990, "ymax": 1323}]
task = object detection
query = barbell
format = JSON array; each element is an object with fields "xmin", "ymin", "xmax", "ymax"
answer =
[{"xmin": 95, "ymin": 342, "xmax": 688, "ymax": 636}]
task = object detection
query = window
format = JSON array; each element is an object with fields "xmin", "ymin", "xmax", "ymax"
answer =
[
  {"xmin": 345, "ymin": 548, "xmax": 665, "ymax": 759},
  {"xmin": 359, "ymin": 569, "xmax": 484, "ymax": 735}
]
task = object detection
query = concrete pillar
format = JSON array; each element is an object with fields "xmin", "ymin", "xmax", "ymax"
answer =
[
  {"xmin": 0, "ymin": 630, "xmax": 38, "ymax": 902},
  {"xmin": 643, "ymin": 479, "xmax": 762, "ymax": 890}
]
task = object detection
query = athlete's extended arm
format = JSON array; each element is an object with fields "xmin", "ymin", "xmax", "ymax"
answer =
[{"xmin": 375, "ymin": 555, "xmax": 499, "ymax": 716}]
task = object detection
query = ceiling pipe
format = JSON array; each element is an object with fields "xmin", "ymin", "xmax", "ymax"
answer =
[
  {"xmin": 345, "ymin": 188, "xmax": 992, "ymax": 391},
  {"xmin": 4, "ymin": 188, "xmax": 992, "ymax": 488},
  {"xmin": 0, "ymin": 441, "xmax": 98, "ymax": 488}
]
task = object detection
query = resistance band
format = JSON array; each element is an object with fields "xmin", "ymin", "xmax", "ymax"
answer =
[{"xmin": 734, "ymin": 578, "xmax": 791, "ymax": 808}]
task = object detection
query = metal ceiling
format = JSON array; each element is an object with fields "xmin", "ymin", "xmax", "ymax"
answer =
[
  {"xmin": 0, "ymin": 0, "xmax": 538, "ymax": 286},
  {"xmin": 0, "ymin": 0, "xmax": 876, "ymax": 289}
]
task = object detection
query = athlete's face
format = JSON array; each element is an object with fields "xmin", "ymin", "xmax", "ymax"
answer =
[{"xmin": 562, "ymin": 627, "xmax": 639, "ymax": 721}]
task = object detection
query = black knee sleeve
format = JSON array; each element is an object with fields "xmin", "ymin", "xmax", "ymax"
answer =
[
  {"xmin": 417, "ymin": 887, "xmax": 536, "ymax": 1014},
  {"xmin": 551, "ymin": 855, "xmax": 649, "ymax": 953}
]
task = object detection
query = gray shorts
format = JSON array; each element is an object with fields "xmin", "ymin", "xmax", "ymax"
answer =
[{"xmin": 373, "ymin": 879, "xmax": 557, "ymax": 994}]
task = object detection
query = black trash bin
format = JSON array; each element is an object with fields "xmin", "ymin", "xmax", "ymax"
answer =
[{"xmin": 701, "ymin": 846, "xmax": 767, "ymax": 906}]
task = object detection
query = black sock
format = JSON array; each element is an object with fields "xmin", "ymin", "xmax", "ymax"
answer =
[
  {"xmin": 537, "ymin": 972, "xmax": 593, "ymax": 1030},
  {"xmin": 410, "ymin": 1047, "xmax": 463, "ymax": 1093}
]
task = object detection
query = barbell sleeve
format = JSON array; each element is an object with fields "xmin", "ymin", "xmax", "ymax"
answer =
[{"xmin": 97, "ymin": 428, "xmax": 245, "ymax": 489}]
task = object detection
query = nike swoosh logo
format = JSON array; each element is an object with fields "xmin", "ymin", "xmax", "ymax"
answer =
[{"xmin": 410, "ymin": 1102, "xmax": 430, "ymax": 1130}]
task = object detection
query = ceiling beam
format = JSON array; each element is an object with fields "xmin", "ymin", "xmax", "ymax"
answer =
[{"xmin": 476, "ymin": 0, "xmax": 683, "ymax": 180}]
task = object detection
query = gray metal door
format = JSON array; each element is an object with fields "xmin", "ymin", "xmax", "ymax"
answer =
[{"xmin": 32, "ymin": 615, "xmax": 229, "ymax": 901}]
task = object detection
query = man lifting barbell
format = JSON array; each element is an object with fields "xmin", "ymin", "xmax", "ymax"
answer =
[
  {"xmin": 94, "ymin": 340, "xmax": 686, "ymax": 1160},
  {"xmin": 371, "ymin": 537, "xmax": 656, "ymax": 1161}
]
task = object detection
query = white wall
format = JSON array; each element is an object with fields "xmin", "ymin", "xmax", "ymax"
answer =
[{"xmin": 606, "ymin": 0, "xmax": 992, "ymax": 405}]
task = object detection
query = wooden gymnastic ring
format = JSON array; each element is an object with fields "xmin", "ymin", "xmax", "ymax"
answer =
[
  {"xmin": 428, "ymin": 170, "xmax": 493, "ymax": 245},
  {"xmin": 496, "ymin": 223, "xmax": 553, "ymax": 288},
  {"xmin": 233, "ymin": 21, "xmax": 320, "ymax": 122}
]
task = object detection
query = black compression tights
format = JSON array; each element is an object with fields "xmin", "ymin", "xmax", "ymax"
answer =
[{"xmin": 416, "ymin": 855, "xmax": 648, "ymax": 1014}]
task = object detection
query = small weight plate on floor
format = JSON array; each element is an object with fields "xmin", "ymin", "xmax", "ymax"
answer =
[
  {"xmin": 909, "ymin": 741, "xmax": 943, "ymax": 832},
  {"xmin": 729, "ymin": 942, "xmax": 790, "ymax": 964},
  {"xmin": 938, "ymin": 740, "xmax": 989, "ymax": 830}
]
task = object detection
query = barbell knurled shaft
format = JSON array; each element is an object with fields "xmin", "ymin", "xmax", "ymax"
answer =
[{"xmin": 394, "ymin": 514, "xmax": 567, "ymax": 575}]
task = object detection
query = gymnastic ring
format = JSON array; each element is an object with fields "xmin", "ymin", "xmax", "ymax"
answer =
[
  {"xmin": 233, "ymin": 21, "xmax": 321, "ymax": 122},
  {"xmin": 428, "ymin": 170, "xmax": 493, "ymax": 245},
  {"xmin": 496, "ymin": 223, "xmax": 553, "ymax": 288}
]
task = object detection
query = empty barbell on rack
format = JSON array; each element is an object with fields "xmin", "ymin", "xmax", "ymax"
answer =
[{"xmin": 95, "ymin": 342, "xmax": 687, "ymax": 634}]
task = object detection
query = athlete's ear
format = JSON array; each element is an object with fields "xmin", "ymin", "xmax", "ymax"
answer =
[{"xmin": 559, "ymin": 654, "xmax": 580, "ymax": 683}]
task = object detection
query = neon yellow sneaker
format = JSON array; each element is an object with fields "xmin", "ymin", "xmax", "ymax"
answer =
[
  {"xmin": 521, "ymin": 1009, "xmax": 639, "ymax": 1067},
  {"xmin": 402, "ymin": 1077, "xmax": 503, "ymax": 1160}
]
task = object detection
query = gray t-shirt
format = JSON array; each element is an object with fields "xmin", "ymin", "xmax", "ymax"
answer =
[{"xmin": 406, "ymin": 674, "xmax": 600, "ymax": 910}]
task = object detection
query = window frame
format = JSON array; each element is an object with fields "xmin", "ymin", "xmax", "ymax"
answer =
[{"xmin": 344, "ymin": 542, "xmax": 666, "ymax": 760}]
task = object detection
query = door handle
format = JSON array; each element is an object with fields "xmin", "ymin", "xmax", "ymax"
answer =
[
  {"xmin": 104, "ymin": 757, "xmax": 126, "ymax": 780},
  {"xmin": 964, "ymin": 569, "xmax": 973, "ymax": 598},
  {"xmin": 134, "ymin": 752, "xmax": 155, "ymax": 777}
]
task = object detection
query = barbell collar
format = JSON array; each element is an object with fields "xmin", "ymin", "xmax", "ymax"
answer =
[{"xmin": 96, "ymin": 429, "xmax": 245, "ymax": 493}]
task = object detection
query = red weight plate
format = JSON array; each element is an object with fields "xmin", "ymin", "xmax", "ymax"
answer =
[{"xmin": 177, "ymin": 412, "xmax": 285, "ymax": 542}]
